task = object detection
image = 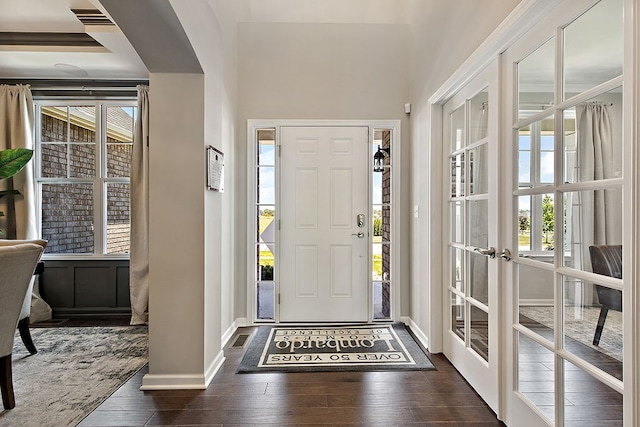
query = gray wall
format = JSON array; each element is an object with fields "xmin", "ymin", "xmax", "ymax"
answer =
[{"xmin": 236, "ymin": 22, "xmax": 412, "ymax": 317}]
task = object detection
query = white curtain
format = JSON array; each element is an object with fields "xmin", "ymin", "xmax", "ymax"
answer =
[
  {"xmin": 0, "ymin": 85, "xmax": 37, "ymax": 240},
  {"xmin": 130, "ymin": 85, "xmax": 150, "ymax": 325},
  {"xmin": 0, "ymin": 84, "xmax": 51, "ymax": 322},
  {"xmin": 573, "ymin": 102, "xmax": 616, "ymax": 267}
]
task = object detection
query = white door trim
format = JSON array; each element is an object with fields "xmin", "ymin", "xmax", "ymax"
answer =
[{"xmin": 246, "ymin": 119, "xmax": 401, "ymax": 325}]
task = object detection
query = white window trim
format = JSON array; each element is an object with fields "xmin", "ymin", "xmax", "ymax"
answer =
[{"xmin": 34, "ymin": 99, "xmax": 136, "ymax": 259}]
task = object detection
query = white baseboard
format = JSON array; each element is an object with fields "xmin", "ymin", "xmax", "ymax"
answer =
[
  {"xmin": 400, "ymin": 316, "xmax": 430, "ymax": 351},
  {"xmin": 140, "ymin": 350, "xmax": 225, "ymax": 390}
]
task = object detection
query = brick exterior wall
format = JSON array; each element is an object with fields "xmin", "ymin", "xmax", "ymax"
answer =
[
  {"xmin": 381, "ymin": 130, "xmax": 391, "ymax": 318},
  {"xmin": 40, "ymin": 113, "xmax": 131, "ymax": 254}
]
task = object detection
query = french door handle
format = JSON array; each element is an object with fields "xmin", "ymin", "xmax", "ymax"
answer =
[
  {"xmin": 498, "ymin": 248, "xmax": 512, "ymax": 261},
  {"xmin": 351, "ymin": 232, "xmax": 365, "ymax": 238},
  {"xmin": 474, "ymin": 246, "xmax": 496, "ymax": 258}
]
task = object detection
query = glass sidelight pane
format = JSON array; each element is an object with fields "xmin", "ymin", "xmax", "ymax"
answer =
[
  {"xmin": 562, "ymin": 188, "xmax": 622, "ymax": 272},
  {"xmin": 563, "ymin": 359, "xmax": 623, "ymax": 425},
  {"xmin": 257, "ymin": 243, "xmax": 274, "ymax": 280},
  {"xmin": 518, "ymin": 333, "xmax": 555, "ymax": 423},
  {"xmin": 258, "ymin": 206, "xmax": 276, "ymax": 241},
  {"xmin": 563, "ymin": 88, "xmax": 623, "ymax": 184},
  {"xmin": 469, "ymin": 252, "xmax": 488, "ymax": 305},
  {"xmin": 563, "ymin": 276, "xmax": 622, "ymax": 381},
  {"xmin": 469, "ymin": 143, "xmax": 488, "ymax": 195},
  {"xmin": 372, "ymin": 243, "xmax": 390, "ymax": 281},
  {"xmin": 518, "ymin": 263, "xmax": 555, "ymax": 341},
  {"xmin": 257, "ymin": 128, "xmax": 276, "ymax": 166},
  {"xmin": 469, "ymin": 88, "xmax": 488, "ymax": 143},
  {"xmin": 563, "ymin": 0, "xmax": 623, "ymax": 100},
  {"xmin": 450, "ymin": 105, "xmax": 465, "ymax": 151},
  {"xmin": 450, "ymin": 153, "xmax": 465, "ymax": 198},
  {"xmin": 518, "ymin": 37, "xmax": 555, "ymax": 118},
  {"xmin": 470, "ymin": 305, "xmax": 489, "ymax": 361},
  {"xmin": 257, "ymin": 167, "xmax": 275, "ymax": 204},
  {"xmin": 373, "ymin": 281, "xmax": 391, "ymax": 319},
  {"xmin": 257, "ymin": 281, "xmax": 275, "ymax": 320},
  {"xmin": 451, "ymin": 292, "xmax": 465, "ymax": 341}
]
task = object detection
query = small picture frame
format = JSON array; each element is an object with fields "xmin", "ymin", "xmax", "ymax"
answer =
[{"xmin": 207, "ymin": 145, "xmax": 224, "ymax": 192}]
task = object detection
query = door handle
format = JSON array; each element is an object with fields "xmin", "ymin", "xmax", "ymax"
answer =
[
  {"xmin": 351, "ymin": 232, "xmax": 365, "ymax": 238},
  {"xmin": 474, "ymin": 246, "xmax": 496, "ymax": 258},
  {"xmin": 498, "ymin": 248, "xmax": 512, "ymax": 261}
]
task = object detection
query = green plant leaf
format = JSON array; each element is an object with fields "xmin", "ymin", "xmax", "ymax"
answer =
[{"xmin": 0, "ymin": 148, "xmax": 34, "ymax": 179}]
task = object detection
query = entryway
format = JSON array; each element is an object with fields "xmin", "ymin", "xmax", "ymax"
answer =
[{"xmin": 248, "ymin": 120, "xmax": 400, "ymax": 324}]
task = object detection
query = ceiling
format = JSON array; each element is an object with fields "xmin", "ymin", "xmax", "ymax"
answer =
[{"xmin": 0, "ymin": 0, "xmax": 148, "ymax": 79}]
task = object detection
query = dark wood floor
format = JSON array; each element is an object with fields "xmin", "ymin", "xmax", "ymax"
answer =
[{"xmin": 78, "ymin": 325, "xmax": 504, "ymax": 427}]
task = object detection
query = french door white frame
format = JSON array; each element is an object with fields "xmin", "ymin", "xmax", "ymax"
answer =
[
  {"xmin": 426, "ymin": 0, "xmax": 640, "ymax": 425},
  {"xmin": 246, "ymin": 119, "xmax": 401, "ymax": 325}
]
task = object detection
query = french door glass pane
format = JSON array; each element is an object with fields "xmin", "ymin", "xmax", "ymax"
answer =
[
  {"xmin": 451, "ymin": 292, "xmax": 465, "ymax": 341},
  {"xmin": 469, "ymin": 88, "xmax": 489, "ymax": 144},
  {"xmin": 518, "ymin": 263, "xmax": 555, "ymax": 341},
  {"xmin": 563, "ymin": 88, "xmax": 623, "ymax": 184},
  {"xmin": 450, "ymin": 153, "xmax": 465, "ymax": 197},
  {"xmin": 518, "ymin": 195, "xmax": 532, "ymax": 251},
  {"xmin": 451, "ymin": 247, "xmax": 464, "ymax": 292},
  {"xmin": 469, "ymin": 252, "xmax": 488, "ymax": 305},
  {"xmin": 563, "ymin": 0, "xmax": 623, "ymax": 100},
  {"xmin": 518, "ymin": 332, "xmax": 555, "ymax": 423},
  {"xmin": 563, "ymin": 359, "xmax": 623, "ymax": 425},
  {"xmin": 470, "ymin": 305, "xmax": 489, "ymax": 361},
  {"xmin": 518, "ymin": 37, "xmax": 555, "ymax": 118},
  {"xmin": 451, "ymin": 202, "xmax": 464, "ymax": 243},
  {"xmin": 450, "ymin": 105, "xmax": 465, "ymax": 151},
  {"xmin": 468, "ymin": 199, "xmax": 488, "ymax": 248},
  {"xmin": 563, "ymin": 276, "xmax": 622, "ymax": 381},
  {"xmin": 469, "ymin": 143, "xmax": 488, "ymax": 195},
  {"xmin": 562, "ymin": 188, "xmax": 622, "ymax": 272},
  {"xmin": 106, "ymin": 183, "xmax": 130, "ymax": 254}
]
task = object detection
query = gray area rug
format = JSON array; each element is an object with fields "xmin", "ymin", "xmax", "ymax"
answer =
[
  {"xmin": 238, "ymin": 323, "xmax": 435, "ymax": 373},
  {"xmin": 0, "ymin": 326, "xmax": 148, "ymax": 427},
  {"xmin": 520, "ymin": 306, "xmax": 622, "ymax": 361}
]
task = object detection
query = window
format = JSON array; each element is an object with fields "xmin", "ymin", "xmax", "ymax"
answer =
[{"xmin": 35, "ymin": 101, "xmax": 136, "ymax": 255}]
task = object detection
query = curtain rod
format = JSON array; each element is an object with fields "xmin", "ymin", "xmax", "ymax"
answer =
[{"xmin": 0, "ymin": 79, "xmax": 148, "ymax": 91}]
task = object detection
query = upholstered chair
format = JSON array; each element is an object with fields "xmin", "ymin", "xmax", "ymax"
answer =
[
  {"xmin": 0, "ymin": 239, "xmax": 47, "ymax": 355},
  {"xmin": 588, "ymin": 245, "xmax": 623, "ymax": 346},
  {"xmin": 0, "ymin": 242, "xmax": 46, "ymax": 409}
]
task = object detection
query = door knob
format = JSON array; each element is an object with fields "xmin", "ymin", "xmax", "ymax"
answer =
[
  {"xmin": 498, "ymin": 248, "xmax": 512, "ymax": 261},
  {"xmin": 474, "ymin": 247, "xmax": 496, "ymax": 258},
  {"xmin": 351, "ymin": 232, "xmax": 365, "ymax": 238}
]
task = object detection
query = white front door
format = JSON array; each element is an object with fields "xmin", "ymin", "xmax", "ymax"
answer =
[
  {"xmin": 443, "ymin": 61, "xmax": 500, "ymax": 412},
  {"xmin": 279, "ymin": 126, "xmax": 369, "ymax": 322}
]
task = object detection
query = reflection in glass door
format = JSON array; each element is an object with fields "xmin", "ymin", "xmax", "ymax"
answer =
[
  {"xmin": 507, "ymin": 0, "xmax": 625, "ymax": 424},
  {"xmin": 444, "ymin": 61, "xmax": 499, "ymax": 412}
]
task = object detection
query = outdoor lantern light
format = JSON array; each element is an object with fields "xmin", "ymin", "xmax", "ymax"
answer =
[{"xmin": 373, "ymin": 145, "xmax": 391, "ymax": 172}]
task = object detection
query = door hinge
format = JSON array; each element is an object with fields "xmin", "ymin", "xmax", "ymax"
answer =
[
  {"xmin": 278, "ymin": 293, "xmax": 281, "ymax": 304},
  {"xmin": 278, "ymin": 145, "xmax": 281, "ymax": 157},
  {"xmin": 278, "ymin": 219, "xmax": 281, "ymax": 230}
]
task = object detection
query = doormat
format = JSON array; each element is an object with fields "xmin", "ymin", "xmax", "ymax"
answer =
[{"xmin": 237, "ymin": 323, "xmax": 435, "ymax": 373}]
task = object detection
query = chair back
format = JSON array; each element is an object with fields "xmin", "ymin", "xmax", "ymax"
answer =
[
  {"xmin": 589, "ymin": 245, "xmax": 622, "ymax": 279},
  {"xmin": 0, "ymin": 243, "xmax": 45, "ymax": 358}
]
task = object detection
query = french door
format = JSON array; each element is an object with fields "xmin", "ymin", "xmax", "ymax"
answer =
[
  {"xmin": 502, "ymin": 0, "xmax": 629, "ymax": 425},
  {"xmin": 443, "ymin": 61, "xmax": 500, "ymax": 412}
]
